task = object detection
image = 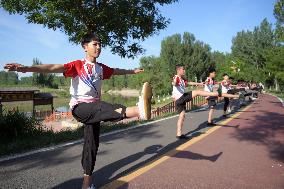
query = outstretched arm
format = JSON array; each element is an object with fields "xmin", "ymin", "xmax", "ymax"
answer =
[
  {"xmin": 4, "ymin": 63, "xmax": 64, "ymax": 73},
  {"xmin": 188, "ymin": 81, "xmax": 204, "ymax": 86},
  {"xmin": 113, "ymin": 68, "xmax": 144, "ymax": 75},
  {"xmin": 172, "ymin": 79, "xmax": 178, "ymax": 86}
]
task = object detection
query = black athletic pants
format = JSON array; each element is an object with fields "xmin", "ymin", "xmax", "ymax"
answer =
[
  {"xmin": 223, "ymin": 97, "xmax": 230, "ymax": 112},
  {"xmin": 72, "ymin": 101, "xmax": 126, "ymax": 175}
]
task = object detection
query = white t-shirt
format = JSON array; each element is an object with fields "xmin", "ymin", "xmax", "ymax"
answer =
[
  {"xmin": 63, "ymin": 59, "xmax": 114, "ymax": 109},
  {"xmin": 204, "ymin": 77, "xmax": 215, "ymax": 92},
  {"xmin": 172, "ymin": 75, "xmax": 188, "ymax": 100},
  {"xmin": 221, "ymin": 80, "xmax": 231, "ymax": 93}
]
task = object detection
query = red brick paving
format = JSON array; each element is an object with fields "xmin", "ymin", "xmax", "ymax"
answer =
[{"xmin": 120, "ymin": 94, "xmax": 284, "ymax": 189}]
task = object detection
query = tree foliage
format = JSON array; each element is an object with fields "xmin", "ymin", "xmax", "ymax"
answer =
[
  {"xmin": 32, "ymin": 58, "xmax": 58, "ymax": 88},
  {"xmin": 160, "ymin": 32, "xmax": 214, "ymax": 82},
  {"xmin": 274, "ymin": 0, "xmax": 284, "ymax": 42},
  {"xmin": 0, "ymin": 0, "xmax": 177, "ymax": 58},
  {"xmin": 103, "ymin": 32, "xmax": 216, "ymax": 96},
  {"xmin": 0, "ymin": 71, "xmax": 19, "ymax": 85},
  {"xmin": 1, "ymin": 0, "xmax": 283, "ymax": 93},
  {"xmin": 231, "ymin": 19, "xmax": 274, "ymax": 69}
]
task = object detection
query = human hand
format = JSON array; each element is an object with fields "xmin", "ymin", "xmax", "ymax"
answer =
[
  {"xmin": 134, "ymin": 68, "xmax": 144, "ymax": 74},
  {"xmin": 4, "ymin": 63, "xmax": 27, "ymax": 73}
]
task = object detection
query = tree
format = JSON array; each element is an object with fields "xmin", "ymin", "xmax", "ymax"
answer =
[
  {"xmin": 274, "ymin": 0, "xmax": 284, "ymax": 24},
  {"xmin": 160, "ymin": 32, "xmax": 214, "ymax": 82},
  {"xmin": 256, "ymin": 0, "xmax": 284, "ymax": 90},
  {"xmin": 265, "ymin": 46, "xmax": 284, "ymax": 91},
  {"xmin": 140, "ymin": 56, "xmax": 167, "ymax": 95},
  {"xmin": 0, "ymin": 0, "xmax": 177, "ymax": 58},
  {"xmin": 32, "ymin": 58, "xmax": 58, "ymax": 88},
  {"xmin": 190, "ymin": 40, "xmax": 214, "ymax": 81},
  {"xmin": 0, "ymin": 71, "xmax": 19, "ymax": 85},
  {"xmin": 20, "ymin": 76, "xmax": 33, "ymax": 85},
  {"xmin": 274, "ymin": 0, "xmax": 284, "ymax": 42},
  {"xmin": 252, "ymin": 19, "xmax": 274, "ymax": 68},
  {"xmin": 231, "ymin": 19, "xmax": 274, "ymax": 69},
  {"xmin": 213, "ymin": 51, "xmax": 231, "ymax": 80}
]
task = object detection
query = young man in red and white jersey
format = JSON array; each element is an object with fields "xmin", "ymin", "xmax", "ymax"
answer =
[
  {"xmin": 221, "ymin": 73, "xmax": 232, "ymax": 117},
  {"xmin": 172, "ymin": 65, "xmax": 241, "ymax": 139},
  {"xmin": 4, "ymin": 33, "xmax": 152, "ymax": 189},
  {"xmin": 204, "ymin": 69, "xmax": 219, "ymax": 126}
]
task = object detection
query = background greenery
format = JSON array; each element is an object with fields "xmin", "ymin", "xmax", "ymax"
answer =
[
  {"xmin": 1, "ymin": 15, "xmax": 283, "ymax": 95},
  {"xmin": 0, "ymin": 0, "xmax": 283, "ymax": 157}
]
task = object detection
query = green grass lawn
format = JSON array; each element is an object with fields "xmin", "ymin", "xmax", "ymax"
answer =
[
  {"xmin": 2, "ymin": 98, "xmax": 70, "ymax": 112},
  {"xmin": 268, "ymin": 90, "xmax": 284, "ymax": 101}
]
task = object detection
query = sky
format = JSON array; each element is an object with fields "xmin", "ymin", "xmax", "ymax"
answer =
[{"xmin": 0, "ymin": 0, "xmax": 276, "ymax": 77}]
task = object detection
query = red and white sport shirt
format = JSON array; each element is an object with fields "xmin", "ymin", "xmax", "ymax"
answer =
[
  {"xmin": 172, "ymin": 75, "xmax": 188, "ymax": 100},
  {"xmin": 221, "ymin": 80, "xmax": 231, "ymax": 93},
  {"xmin": 63, "ymin": 59, "xmax": 114, "ymax": 109},
  {"xmin": 204, "ymin": 77, "xmax": 215, "ymax": 92}
]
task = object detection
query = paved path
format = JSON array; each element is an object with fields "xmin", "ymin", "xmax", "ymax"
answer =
[
  {"xmin": 104, "ymin": 94, "xmax": 284, "ymax": 189},
  {"xmin": 0, "ymin": 94, "xmax": 283, "ymax": 189}
]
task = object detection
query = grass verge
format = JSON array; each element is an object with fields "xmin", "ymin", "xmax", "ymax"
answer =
[
  {"xmin": 0, "ymin": 110, "xmax": 178, "ymax": 157},
  {"xmin": 0, "ymin": 104, "xmax": 206, "ymax": 157},
  {"xmin": 268, "ymin": 90, "xmax": 284, "ymax": 101}
]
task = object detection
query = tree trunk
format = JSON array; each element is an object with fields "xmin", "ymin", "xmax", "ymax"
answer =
[{"xmin": 275, "ymin": 78, "xmax": 279, "ymax": 91}]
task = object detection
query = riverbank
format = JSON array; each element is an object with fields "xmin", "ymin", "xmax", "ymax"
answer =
[{"xmin": 106, "ymin": 88, "xmax": 140, "ymax": 97}]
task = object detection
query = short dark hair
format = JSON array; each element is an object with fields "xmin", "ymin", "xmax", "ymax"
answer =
[
  {"xmin": 81, "ymin": 33, "xmax": 101, "ymax": 47},
  {"xmin": 176, "ymin": 64, "xmax": 184, "ymax": 70},
  {"xmin": 208, "ymin": 68, "xmax": 216, "ymax": 74},
  {"xmin": 223, "ymin": 73, "xmax": 229, "ymax": 77}
]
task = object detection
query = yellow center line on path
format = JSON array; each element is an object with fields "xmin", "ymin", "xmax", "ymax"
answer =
[{"xmin": 102, "ymin": 104, "xmax": 253, "ymax": 189}]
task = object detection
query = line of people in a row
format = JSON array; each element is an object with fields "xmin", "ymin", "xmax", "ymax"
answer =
[
  {"xmin": 172, "ymin": 65, "xmax": 262, "ymax": 139},
  {"xmin": 4, "ymin": 33, "xmax": 262, "ymax": 189}
]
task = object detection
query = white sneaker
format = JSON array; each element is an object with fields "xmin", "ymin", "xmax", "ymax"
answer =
[
  {"xmin": 138, "ymin": 82, "xmax": 152, "ymax": 120},
  {"xmin": 251, "ymin": 97, "xmax": 257, "ymax": 101},
  {"xmin": 84, "ymin": 184, "xmax": 96, "ymax": 189},
  {"xmin": 138, "ymin": 96, "xmax": 145, "ymax": 119},
  {"xmin": 227, "ymin": 108, "xmax": 232, "ymax": 113}
]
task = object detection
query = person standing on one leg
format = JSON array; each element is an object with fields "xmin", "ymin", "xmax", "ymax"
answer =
[
  {"xmin": 4, "ymin": 33, "xmax": 152, "ymax": 189},
  {"xmin": 172, "ymin": 65, "xmax": 204, "ymax": 139},
  {"xmin": 172, "ymin": 65, "xmax": 242, "ymax": 139},
  {"xmin": 204, "ymin": 69, "xmax": 218, "ymax": 126},
  {"xmin": 221, "ymin": 73, "xmax": 232, "ymax": 117}
]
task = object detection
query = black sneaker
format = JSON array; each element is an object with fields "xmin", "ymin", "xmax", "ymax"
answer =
[
  {"xmin": 222, "ymin": 114, "xmax": 227, "ymax": 118},
  {"xmin": 207, "ymin": 122, "xmax": 217, "ymax": 126},
  {"xmin": 176, "ymin": 134, "xmax": 188, "ymax": 139}
]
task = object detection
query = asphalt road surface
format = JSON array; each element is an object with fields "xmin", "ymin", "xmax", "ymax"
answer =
[{"xmin": 1, "ymin": 94, "xmax": 283, "ymax": 189}]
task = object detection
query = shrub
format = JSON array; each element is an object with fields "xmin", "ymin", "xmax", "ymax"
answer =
[{"xmin": 0, "ymin": 110, "xmax": 40, "ymax": 140}]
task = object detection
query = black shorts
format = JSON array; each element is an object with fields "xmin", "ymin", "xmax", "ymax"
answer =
[
  {"xmin": 72, "ymin": 101, "xmax": 126, "ymax": 175},
  {"xmin": 207, "ymin": 96, "xmax": 217, "ymax": 108},
  {"xmin": 175, "ymin": 91, "xmax": 193, "ymax": 113}
]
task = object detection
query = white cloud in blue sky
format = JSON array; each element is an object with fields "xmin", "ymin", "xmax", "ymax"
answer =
[{"xmin": 0, "ymin": 0, "xmax": 276, "ymax": 77}]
